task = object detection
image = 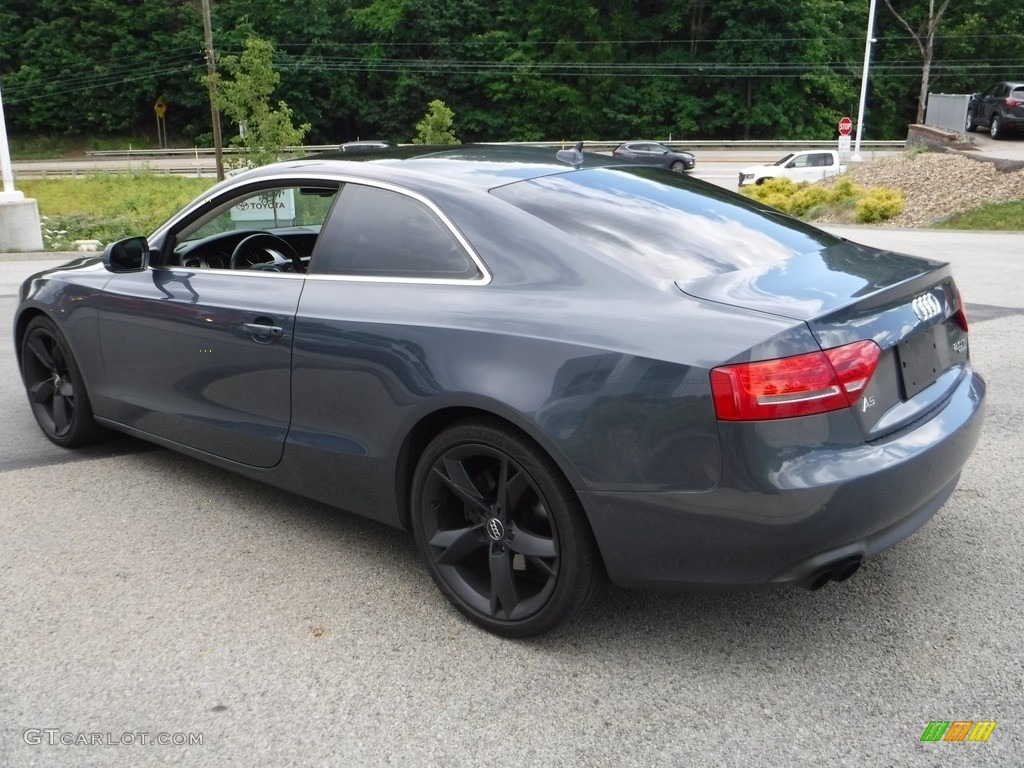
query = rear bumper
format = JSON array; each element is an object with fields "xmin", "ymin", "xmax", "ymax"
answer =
[{"xmin": 579, "ymin": 369, "xmax": 986, "ymax": 590}]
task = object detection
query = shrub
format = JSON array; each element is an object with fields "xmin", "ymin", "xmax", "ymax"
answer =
[
  {"xmin": 740, "ymin": 174, "xmax": 903, "ymax": 224},
  {"xmin": 827, "ymin": 177, "xmax": 860, "ymax": 204},
  {"xmin": 788, "ymin": 185, "xmax": 832, "ymax": 217},
  {"xmin": 412, "ymin": 99, "xmax": 460, "ymax": 145},
  {"xmin": 854, "ymin": 187, "xmax": 904, "ymax": 224}
]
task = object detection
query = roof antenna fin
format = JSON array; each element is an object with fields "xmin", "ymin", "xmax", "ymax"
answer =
[{"xmin": 556, "ymin": 141, "xmax": 584, "ymax": 169}]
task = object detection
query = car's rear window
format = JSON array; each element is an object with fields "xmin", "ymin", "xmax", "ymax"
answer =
[{"xmin": 491, "ymin": 167, "xmax": 839, "ymax": 280}]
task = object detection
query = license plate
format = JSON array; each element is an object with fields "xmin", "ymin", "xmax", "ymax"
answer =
[{"xmin": 897, "ymin": 326, "xmax": 942, "ymax": 399}]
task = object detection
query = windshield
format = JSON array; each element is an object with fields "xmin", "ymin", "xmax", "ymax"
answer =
[
  {"xmin": 773, "ymin": 154, "xmax": 796, "ymax": 166},
  {"xmin": 491, "ymin": 167, "xmax": 839, "ymax": 281}
]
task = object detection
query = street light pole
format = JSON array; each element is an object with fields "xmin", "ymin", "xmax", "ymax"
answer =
[
  {"xmin": 201, "ymin": 0, "xmax": 225, "ymax": 181},
  {"xmin": 0, "ymin": 81, "xmax": 18, "ymax": 197},
  {"xmin": 853, "ymin": 0, "xmax": 878, "ymax": 162},
  {"xmin": 0, "ymin": 79, "xmax": 45, "ymax": 250}
]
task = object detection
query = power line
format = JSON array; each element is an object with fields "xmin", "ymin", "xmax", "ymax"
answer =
[{"xmin": 1, "ymin": 42, "xmax": 1016, "ymax": 105}]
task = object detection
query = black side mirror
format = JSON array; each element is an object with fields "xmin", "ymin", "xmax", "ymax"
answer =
[{"xmin": 102, "ymin": 237, "xmax": 150, "ymax": 273}]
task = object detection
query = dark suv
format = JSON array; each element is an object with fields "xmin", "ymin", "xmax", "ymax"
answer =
[{"xmin": 966, "ymin": 81, "xmax": 1024, "ymax": 138}]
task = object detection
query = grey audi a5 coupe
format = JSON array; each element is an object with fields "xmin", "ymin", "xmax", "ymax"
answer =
[{"xmin": 15, "ymin": 145, "xmax": 985, "ymax": 637}]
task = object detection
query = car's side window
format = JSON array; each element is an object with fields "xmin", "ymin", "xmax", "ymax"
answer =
[
  {"xmin": 171, "ymin": 183, "xmax": 339, "ymax": 272},
  {"xmin": 308, "ymin": 183, "xmax": 481, "ymax": 280}
]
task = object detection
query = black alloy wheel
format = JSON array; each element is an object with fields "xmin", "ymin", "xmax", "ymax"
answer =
[
  {"xmin": 412, "ymin": 420, "xmax": 604, "ymax": 637},
  {"xmin": 20, "ymin": 316, "xmax": 105, "ymax": 447}
]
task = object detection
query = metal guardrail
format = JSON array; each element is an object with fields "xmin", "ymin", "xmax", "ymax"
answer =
[
  {"xmin": 83, "ymin": 139, "xmax": 906, "ymax": 159},
  {"xmin": 9, "ymin": 140, "xmax": 905, "ymax": 180}
]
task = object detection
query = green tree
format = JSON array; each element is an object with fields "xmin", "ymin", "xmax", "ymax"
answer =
[
  {"xmin": 3, "ymin": 0, "xmax": 1024, "ymax": 145},
  {"xmin": 883, "ymin": 0, "xmax": 952, "ymax": 124},
  {"xmin": 412, "ymin": 99, "xmax": 460, "ymax": 144},
  {"xmin": 207, "ymin": 35, "xmax": 311, "ymax": 167},
  {"xmin": 699, "ymin": 0, "xmax": 862, "ymax": 139}
]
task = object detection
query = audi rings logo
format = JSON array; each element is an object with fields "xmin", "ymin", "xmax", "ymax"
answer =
[
  {"xmin": 912, "ymin": 293, "xmax": 942, "ymax": 323},
  {"xmin": 486, "ymin": 518, "xmax": 505, "ymax": 541}
]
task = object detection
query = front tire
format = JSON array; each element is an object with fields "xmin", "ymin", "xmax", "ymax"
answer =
[
  {"xmin": 965, "ymin": 108, "xmax": 977, "ymax": 132},
  {"xmin": 20, "ymin": 316, "xmax": 105, "ymax": 448},
  {"xmin": 990, "ymin": 115, "xmax": 1003, "ymax": 139},
  {"xmin": 411, "ymin": 419, "xmax": 604, "ymax": 637},
  {"xmin": 670, "ymin": 160, "xmax": 685, "ymax": 173}
]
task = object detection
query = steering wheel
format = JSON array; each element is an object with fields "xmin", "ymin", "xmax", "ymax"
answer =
[{"xmin": 229, "ymin": 233, "xmax": 303, "ymax": 272}]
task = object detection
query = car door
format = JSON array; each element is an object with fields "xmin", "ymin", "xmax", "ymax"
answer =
[
  {"xmin": 982, "ymin": 83, "xmax": 1005, "ymax": 124},
  {"xmin": 628, "ymin": 143, "xmax": 660, "ymax": 166},
  {"xmin": 286, "ymin": 181, "xmax": 488, "ymax": 520},
  {"xmin": 786, "ymin": 153, "xmax": 815, "ymax": 182},
  {"xmin": 813, "ymin": 152, "xmax": 836, "ymax": 179},
  {"xmin": 96, "ymin": 181, "xmax": 339, "ymax": 468}
]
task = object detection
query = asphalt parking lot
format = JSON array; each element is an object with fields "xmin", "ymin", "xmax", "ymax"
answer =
[{"xmin": 1, "ymin": 229, "xmax": 1022, "ymax": 767}]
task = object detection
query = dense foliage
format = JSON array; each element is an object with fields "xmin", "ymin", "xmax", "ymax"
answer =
[{"xmin": 2, "ymin": 0, "xmax": 1022, "ymax": 145}]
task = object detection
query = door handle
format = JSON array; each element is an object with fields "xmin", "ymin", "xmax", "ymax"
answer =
[{"xmin": 243, "ymin": 322, "xmax": 284, "ymax": 341}]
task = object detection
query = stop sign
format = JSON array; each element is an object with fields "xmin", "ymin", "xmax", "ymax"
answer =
[{"xmin": 838, "ymin": 116, "xmax": 853, "ymax": 136}]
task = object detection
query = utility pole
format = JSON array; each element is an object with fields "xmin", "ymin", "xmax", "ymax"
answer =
[
  {"xmin": 0, "ymin": 82, "xmax": 16, "ymax": 197},
  {"xmin": 853, "ymin": 0, "xmax": 878, "ymax": 163},
  {"xmin": 201, "ymin": 0, "xmax": 225, "ymax": 180}
]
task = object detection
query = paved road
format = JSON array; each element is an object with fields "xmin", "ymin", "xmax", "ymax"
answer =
[
  {"xmin": 13, "ymin": 135, "xmax": 1021, "ymax": 189},
  {"xmin": 1, "ymin": 231, "xmax": 1022, "ymax": 767},
  {"xmin": 10, "ymin": 147, "xmax": 904, "ymax": 189}
]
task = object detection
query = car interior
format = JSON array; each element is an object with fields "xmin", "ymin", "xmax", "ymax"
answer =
[{"xmin": 169, "ymin": 184, "xmax": 338, "ymax": 273}]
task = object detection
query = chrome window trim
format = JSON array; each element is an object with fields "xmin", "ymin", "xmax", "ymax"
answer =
[
  {"xmin": 304, "ymin": 272, "xmax": 488, "ymax": 286},
  {"xmin": 154, "ymin": 171, "xmax": 492, "ymax": 287},
  {"xmin": 149, "ymin": 266, "xmax": 306, "ymax": 280}
]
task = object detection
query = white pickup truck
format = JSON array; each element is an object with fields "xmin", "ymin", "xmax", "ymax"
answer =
[{"xmin": 738, "ymin": 150, "xmax": 847, "ymax": 187}]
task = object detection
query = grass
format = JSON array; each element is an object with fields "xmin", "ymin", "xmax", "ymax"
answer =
[
  {"xmin": 8, "ymin": 134, "xmax": 196, "ymax": 160},
  {"xmin": 930, "ymin": 198, "xmax": 1024, "ymax": 231},
  {"xmin": 18, "ymin": 173, "xmax": 215, "ymax": 250}
]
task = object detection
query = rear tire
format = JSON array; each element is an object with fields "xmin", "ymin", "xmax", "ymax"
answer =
[
  {"xmin": 20, "ymin": 316, "xmax": 105, "ymax": 448},
  {"xmin": 411, "ymin": 419, "xmax": 604, "ymax": 637}
]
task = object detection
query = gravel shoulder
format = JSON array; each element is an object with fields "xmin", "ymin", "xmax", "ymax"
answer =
[{"xmin": 837, "ymin": 150, "xmax": 1024, "ymax": 227}]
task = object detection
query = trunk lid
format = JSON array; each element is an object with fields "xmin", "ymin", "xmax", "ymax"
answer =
[{"xmin": 677, "ymin": 241, "xmax": 972, "ymax": 439}]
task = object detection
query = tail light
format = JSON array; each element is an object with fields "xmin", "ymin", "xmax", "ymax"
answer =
[
  {"xmin": 952, "ymin": 303, "xmax": 969, "ymax": 333},
  {"xmin": 1005, "ymin": 98, "xmax": 1020, "ymax": 107},
  {"xmin": 711, "ymin": 340, "xmax": 881, "ymax": 421},
  {"xmin": 947, "ymin": 283, "xmax": 969, "ymax": 332}
]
